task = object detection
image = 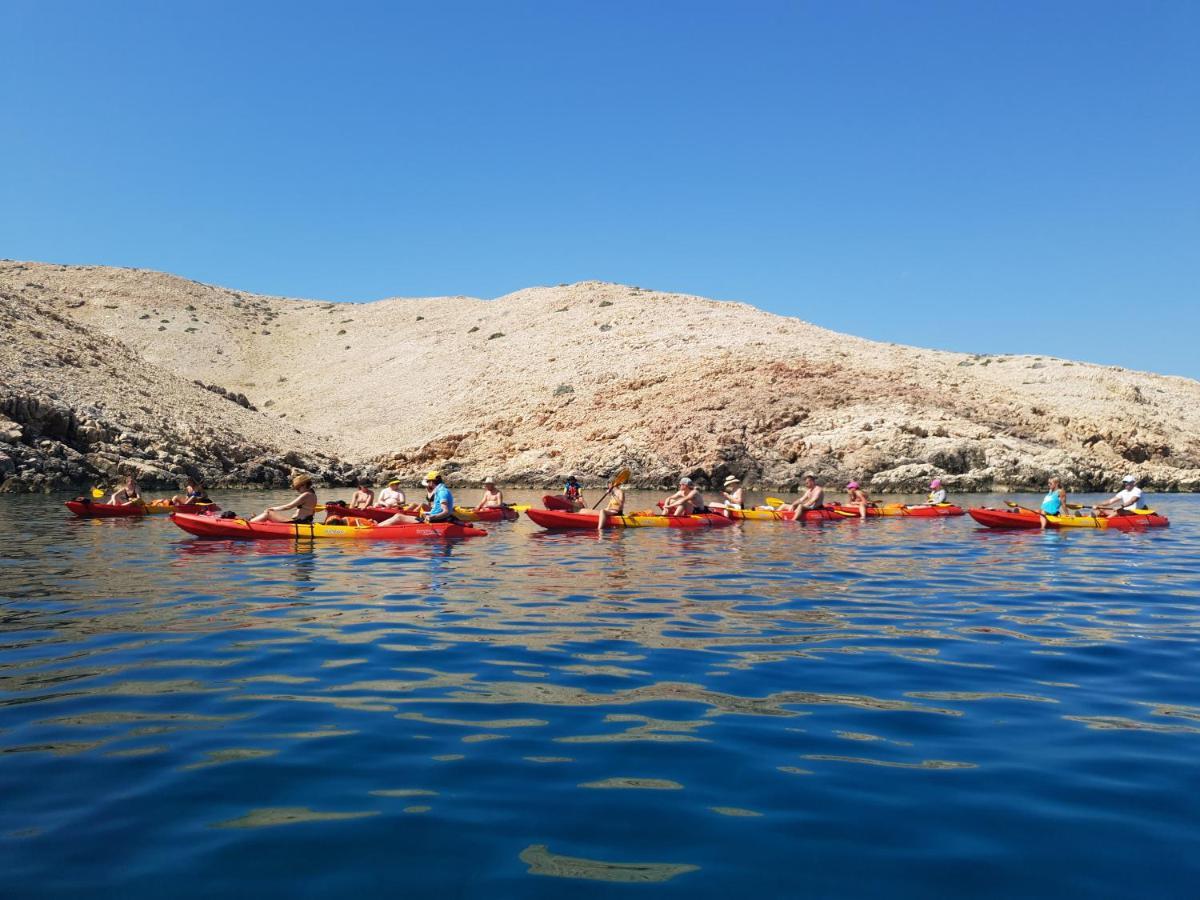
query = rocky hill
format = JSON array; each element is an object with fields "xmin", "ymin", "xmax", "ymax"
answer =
[{"xmin": 2, "ymin": 259, "xmax": 1198, "ymax": 494}]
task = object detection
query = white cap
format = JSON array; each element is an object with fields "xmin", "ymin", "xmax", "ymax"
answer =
[
  {"xmin": 483, "ymin": 475, "xmax": 496, "ymax": 484},
  {"xmin": 1122, "ymin": 474, "xmax": 1137, "ymax": 483}
]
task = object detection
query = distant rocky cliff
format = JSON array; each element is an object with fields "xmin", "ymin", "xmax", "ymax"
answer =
[{"xmin": 2, "ymin": 260, "xmax": 1198, "ymax": 494}]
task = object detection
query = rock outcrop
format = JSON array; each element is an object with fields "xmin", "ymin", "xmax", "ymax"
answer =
[{"xmin": 2, "ymin": 260, "xmax": 1198, "ymax": 493}]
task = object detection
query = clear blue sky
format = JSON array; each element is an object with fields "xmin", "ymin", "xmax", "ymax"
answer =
[{"xmin": 3, "ymin": 1, "xmax": 1197, "ymax": 377}]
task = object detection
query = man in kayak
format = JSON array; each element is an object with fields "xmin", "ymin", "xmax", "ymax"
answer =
[
  {"xmin": 251, "ymin": 474, "xmax": 317, "ymax": 524},
  {"xmin": 563, "ymin": 475, "xmax": 585, "ymax": 511},
  {"xmin": 844, "ymin": 480, "xmax": 870, "ymax": 519},
  {"xmin": 377, "ymin": 479, "xmax": 406, "ymax": 509},
  {"xmin": 782, "ymin": 474, "xmax": 824, "ymax": 516},
  {"xmin": 1039, "ymin": 476, "xmax": 1068, "ymax": 529},
  {"xmin": 1094, "ymin": 475, "xmax": 1147, "ymax": 517},
  {"xmin": 476, "ymin": 476, "xmax": 505, "ymax": 511},
  {"xmin": 927, "ymin": 479, "xmax": 948, "ymax": 505},
  {"xmin": 422, "ymin": 472, "xmax": 455, "ymax": 522},
  {"xmin": 110, "ymin": 475, "xmax": 141, "ymax": 507},
  {"xmin": 349, "ymin": 479, "xmax": 375, "ymax": 509},
  {"xmin": 662, "ymin": 476, "xmax": 705, "ymax": 516}
]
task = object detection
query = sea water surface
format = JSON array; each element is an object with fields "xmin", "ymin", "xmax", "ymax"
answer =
[{"xmin": 1, "ymin": 490, "xmax": 1198, "ymax": 899}]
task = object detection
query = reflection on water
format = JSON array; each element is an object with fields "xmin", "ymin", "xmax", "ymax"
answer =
[{"xmin": 1, "ymin": 491, "xmax": 1199, "ymax": 898}]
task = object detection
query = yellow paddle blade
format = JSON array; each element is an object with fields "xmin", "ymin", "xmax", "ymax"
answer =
[
  {"xmin": 509, "ymin": 504, "xmax": 531, "ymax": 512},
  {"xmin": 91, "ymin": 487, "xmax": 105, "ymax": 498},
  {"xmin": 610, "ymin": 468, "xmax": 631, "ymax": 488},
  {"xmin": 766, "ymin": 496, "xmax": 786, "ymax": 507}
]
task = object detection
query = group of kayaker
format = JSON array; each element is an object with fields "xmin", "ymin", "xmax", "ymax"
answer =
[{"xmin": 99, "ymin": 468, "xmax": 1155, "ymax": 532}]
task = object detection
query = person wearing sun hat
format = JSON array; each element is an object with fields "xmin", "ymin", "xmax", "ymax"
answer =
[
  {"xmin": 845, "ymin": 479, "xmax": 871, "ymax": 519},
  {"xmin": 421, "ymin": 471, "xmax": 455, "ymax": 523},
  {"xmin": 927, "ymin": 479, "xmax": 948, "ymax": 505},
  {"xmin": 1094, "ymin": 474, "xmax": 1147, "ymax": 518},
  {"xmin": 377, "ymin": 478, "xmax": 407, "ymax": 509},
  {"xmin": 475, "ymin": 475, "xmax": 505, "ymax": 511},
  {"xmin": 719, "ymin": 475, "xmax": 745, "ymax": 510}
]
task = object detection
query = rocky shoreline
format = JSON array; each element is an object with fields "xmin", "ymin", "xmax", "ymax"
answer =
[{"xmin": 3, "ymin": 260, "xmax": 1198, "ymax": 495}]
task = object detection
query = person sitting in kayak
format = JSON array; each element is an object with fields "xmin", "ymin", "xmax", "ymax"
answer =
[
  {"xmin": 251, "ymin": 474, "xmax": 317, "ymax": 524},
  {"xmin": 662, "ymin": 477, "xmax": 705, "ymax": 516},
  {"xmin": 844, "ymin": 480, "xmax": 870, "ymax": 519},
  {"xmin": 563, "ymin": 475, "xmax": 585, "ymax": 511},
  {"xmin": 169, "ymin": 476, "xmax": 209, "ymax": 506},
  {"xmin": 110, "ymin": 475, "xmax": 141, "ymax": 506},
  {"xmin": 378, "ymin": 471, "xmax": 454, "ymax": 525},
  {"xmin": 927, "ymin": 479, "xmax": 948, "ymax": 505},
  {"xmin": 377, "ymin": 479, "xmax": 407, "ymax": 509},
  {"xmin": 568, "ymin": 474, "xmax": 627, "ymax": 531},
  {"xmin": 1094, "ymin": 475, "xmax": 1147, "ymax": 517},
  {"xmin": 476, "ymin": 476, "xmax": 505, "ymax": 510},
  {"xmin": 1039, "ymin": 477, "xmax": 1068, "ymax": 529},
  {"xmin": 782, "ymin": 474, "xmax": 824, "ymax": 516},
  {"xmin": 718, "ymin": 475, "xmax": 744, "ymax": 510},
  {"xmin": 349, "ymin": 480, "xmax": 375, "ymax": 509}
]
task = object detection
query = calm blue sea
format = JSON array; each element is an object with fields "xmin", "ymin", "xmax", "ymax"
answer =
[{"xmin": 1, "ymin": 491, "xmax": 1197, "ymax": 899}]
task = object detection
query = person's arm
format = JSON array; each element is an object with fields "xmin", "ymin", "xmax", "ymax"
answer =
[
  {"xmin": 274, "ymin": 495, "xmax": 303, "ymax": 512},
  {"xmin": 1095, "ymin": 493, "xmax": 1120, "ymax": 509}
]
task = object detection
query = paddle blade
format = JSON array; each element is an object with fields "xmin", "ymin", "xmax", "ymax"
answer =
[
  {"xmin": 610, "ymin": 468, "xmax": 631, "ymax": 488},
  {"xmin": 766, "ymin": 496, "xmax": 786, "ymax": 507},
  {"xmin": 91, "ymin": 487, "xmax": 105, "ymax": 498}
]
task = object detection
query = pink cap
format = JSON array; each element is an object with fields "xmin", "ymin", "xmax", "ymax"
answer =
[
  {"xmin": 930, "ymin": 479, "xmax": 942, "ymax": 488},
  {"xmin": 846, "ymin": 481, "xmax": 859, "ymax": 490}
]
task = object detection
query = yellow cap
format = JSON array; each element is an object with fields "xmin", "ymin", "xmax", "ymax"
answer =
[
  {"xmin": 387, "ymin": 479, "xmax": 402, "ymax": 486},
  {"xmin": 424, "ymin": 470, "xmax": 440, "ymax": 481}
]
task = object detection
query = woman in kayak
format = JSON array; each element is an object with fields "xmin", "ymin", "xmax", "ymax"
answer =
[
  {"xmin": 662, "ymin": 477, "xmax": 705, "ymax": 516},
  {"xmin": 377, "ymin": 479, "xmax": 406, "ymax": 509},
  {"xmin": 110, "ymin": 475, "xmax": 141, "ymax": 506},
  {"xmin": 251, "ymin": 474, "xmax": 317, "ymax": 524},
  {"xmin": 782, "ymin": 474, "xmax": 824, "ymax": 515},
  {"xmin": 563, "ymin": 475, "xmax": 585, "ymax": 511},
  {"xmin": 844, "ymin": 480, "xmax": 870, "ymax": 519},
  {"xmin": 927, "ymin": 479, "xmax": 948, "ymax": 505},
  {"xmin": 720, "ymin": 475, "xmax": 744, "ymax": 509},
  {"xmin": 1039, "ymin": 477, "xmax": 1068, "ymax": 529},
  {"xmin": 568, "ymin": 474, "xmax": 627, "ymax": 531},
  {"xmin": 476, "ymin": 476, "xmax": 505, "ymax": 511},
  {"xmin": 169, "ymin": 476, "xmax": 208, "ymax": 506}
]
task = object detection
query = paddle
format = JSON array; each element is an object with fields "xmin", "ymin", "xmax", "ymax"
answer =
[
  {"xmin": 591, "ymin": 468, "xmax": 631, "ymax": 510},
  {"xmin": 90, "ymin": 487, "xmax": 105, "ymax": 499},
  {"xmin": 765, "ymin": 496, "xmax": 786, "ymax": 509}
]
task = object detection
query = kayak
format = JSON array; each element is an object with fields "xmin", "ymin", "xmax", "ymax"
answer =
[
  {"xmin": 323, "ymin": 503, "xmax": 519, "ymax": 523},
  {"xmin": 829, "ymin": 504, "xmax": 966, "ymax": 518},
  {"xmin": 525, "ymin": 508, "xmax": 734, "ymax": 530},
  {"xmin": 169, "ymin": 512, "xmax": 487, "ymax": 540},
  {"xmin": 720, "ymin": 507, "xmax": 843, "ymax": 522},
  {"xmin": 66, "ymin": 500, "xmax": 219, "ymax": 518},
  {"xmin": 543, "ymin": 494, "xmax": 577, "ymax": 512},
  {"xmin": 968, "ymin": 507, "xmax": 1169, "ymax": 530}
]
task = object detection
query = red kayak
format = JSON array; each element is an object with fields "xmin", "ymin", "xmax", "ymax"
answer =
[
  {"xmin": 66, "ymin": 500, "xmax": 219, "ymax": 518},
  {"xmin": 968, "ymin": 507, "xmax": 1170, "ymax": 530},
  {"xmin": 170, "ymin": 512, "xmax": 486, "ymax": 540},
  {"xmin": 526, "ymin": 508, "xmax": 734, "ymax": 530},
  {"xmin": 828, "ymin": 504, "xmax": 966, "ymax": 518},
  {"xmin": 543, "ymin": 494, "xmax": 577, "ymax": 512}
]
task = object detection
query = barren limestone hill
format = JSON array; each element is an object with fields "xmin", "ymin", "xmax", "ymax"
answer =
[{"xmin": 2, "ymin": 259, "xmax": 1199, "ymax": 493}]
